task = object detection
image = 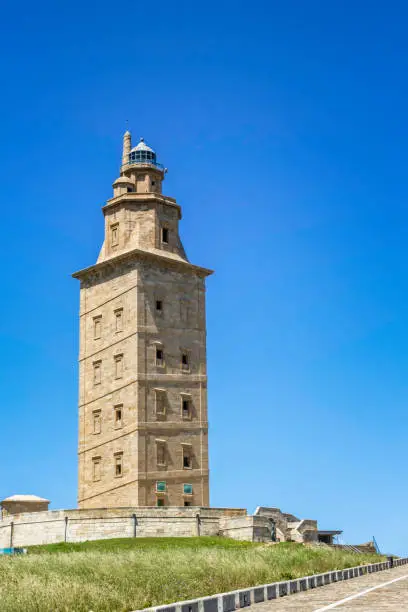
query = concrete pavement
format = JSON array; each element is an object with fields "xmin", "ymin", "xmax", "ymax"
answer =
[{"xmin": 254, "ymin": 564, "xmax": 408, "ymax": 610}]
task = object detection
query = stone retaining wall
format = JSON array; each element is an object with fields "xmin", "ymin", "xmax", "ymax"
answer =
[
  {"xmin": 0, "ymin": 505, "xmax": 329, "ymax": 547},
  {"xmin": 0, "ymin": 507, "xmax": 246, "ymax": 548}
]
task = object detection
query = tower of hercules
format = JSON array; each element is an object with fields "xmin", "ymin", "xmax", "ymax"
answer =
[{"xmin": 73, "ymin": 132, "xmax": 212, "ymax": 508}]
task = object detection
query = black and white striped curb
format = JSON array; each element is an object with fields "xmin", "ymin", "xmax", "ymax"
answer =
[{"xmin": 135, "ymin": 557, "xmax": 408, "ymax": 612}]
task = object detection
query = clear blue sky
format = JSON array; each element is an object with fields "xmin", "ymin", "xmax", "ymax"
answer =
[{"xmin": 1, "ymin": 0, "xmax": 407, "ymax": 554}]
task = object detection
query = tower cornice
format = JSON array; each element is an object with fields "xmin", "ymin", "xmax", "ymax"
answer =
[
  {"xmin": 103, "ymin": 192, "xmax": 181, "ymax": 218},
  {"xmin": 120, "ymin": 161, "xmax": 165, "ymax": 175},
  {"xmin": 72, "ymin": 246, "xmax": 213, "ymax": 281}
]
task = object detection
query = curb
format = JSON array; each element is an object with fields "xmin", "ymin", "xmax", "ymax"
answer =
[{"xmin": 135, "ymin": 557, "xmax": 408, "ymax": 612}]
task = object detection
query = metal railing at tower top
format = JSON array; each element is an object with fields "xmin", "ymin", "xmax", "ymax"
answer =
[{"xmin": 124, "ymin": 159, "xmax": 164, "ymax": 170}]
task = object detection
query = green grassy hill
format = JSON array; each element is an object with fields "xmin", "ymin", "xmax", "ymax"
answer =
[{"xmin": 0, "ymin": 537, "xmax": 383, "ymax": 612}]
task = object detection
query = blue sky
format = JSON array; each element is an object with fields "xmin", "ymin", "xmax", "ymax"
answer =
[{"xmin": 1, "ymin": 0, "xmax": 408, "ymax": 554}]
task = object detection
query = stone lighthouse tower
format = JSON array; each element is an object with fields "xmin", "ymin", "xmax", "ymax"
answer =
[{"xmin": 73, "ymin": 132, "xmax": 212, "ymax": 509}]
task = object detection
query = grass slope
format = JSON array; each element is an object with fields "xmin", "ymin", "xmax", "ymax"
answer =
[{"xmin": 0, "ymin": 537, "xmax": 383, "ymax": 612}]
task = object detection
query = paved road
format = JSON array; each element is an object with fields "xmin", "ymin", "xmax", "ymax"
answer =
[{"xmin": 254, "ymin": 564, "xmax": 408, "ymax": 610}]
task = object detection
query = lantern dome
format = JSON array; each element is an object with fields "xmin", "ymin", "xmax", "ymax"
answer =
[
  {"xmin": 128, "ymin": 138, "xmax": 162, "ymax": 168},
  {"xmin": 130, "ymin": 138, "xmax": 155, "ymax": 154}
]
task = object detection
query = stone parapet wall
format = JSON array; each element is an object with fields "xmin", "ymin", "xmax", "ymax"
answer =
[
  {"xmin": 0, "ymin": 505, "xmax": 324, "ymax": 548},
  {"xmin": 0, "ymin": 507, "xmax": 246, "ymax": 548}
]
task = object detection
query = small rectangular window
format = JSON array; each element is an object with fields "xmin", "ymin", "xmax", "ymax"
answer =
[
  {"xmin": 182, "ymin": 447, "xmax": 192, "ymax": 469},
  {"xmin": 93, "ymin": 316, "xmax": 102, "ymax": 339},
  {"xmin": 115, "ymin": 308, "xmax": 123, "ymax": 332},
  {"xmin": 111, "ymin": 223, "xmax": 119, "ymax": 247},
  {"xmin": 181, "ymin": 352, "xmax": 189, "ymax": 371},
  {"xmin": 156, "ymin": 481, "xmax": 166, "ymax": 493},
  {"xmin": 156, "ymin": 300, "xmax": 163, "ymax": 312},
  {"xmin": 114, "ymin": 453, "xmax": 123, "ymax": 477},
  {"xmin": 93, "ymin": 361, "xmax": 102, "ymax": 386},
  {"xmin": 114, "ymin": 354, "xmax": 123, "ymax": 379},
  {"xmin": 114, "ymin": 404, "xmax": 123, "ymax": 428},
  {"xmin": 183, "ymin": 483, "xmax": 193, "ymax": 495},
  {"xmin": 182, "ymin": 398, "xmax": 191, "ymax": 420},
  {"xmin": 93, "ymin": 410, "xmax": 101, "ymax": 434},
  {"xmin": 157, "ymin": 498, "xmax": 165, "ymax": 507},
  {"xmin": 156, "ymin": 440, "xmax": 166, "ymax": 467},
  {"xmin": 92, "ymin": 457, "xmax": 101, "ymax": 482},
  {"xmin": 161, "ymin": 227, "xmax": 169, "ymax": 244},
  {"xmin": 156, "ymin": 347, "xmax": 164, "ymax": 367}
]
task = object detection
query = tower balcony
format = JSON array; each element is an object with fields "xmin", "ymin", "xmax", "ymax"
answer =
[{"xmin": 124, "ymin": 159, "xmax": 164, "ymax": 170}]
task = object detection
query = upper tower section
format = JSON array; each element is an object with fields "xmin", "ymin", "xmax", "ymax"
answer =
[
  {"xmin": 113, "ymin": 132, "xmax": 165, "ymax": 197},
  {"xmin": 95, "ymin": 130, "xmax": 191, "ymax": 266}
]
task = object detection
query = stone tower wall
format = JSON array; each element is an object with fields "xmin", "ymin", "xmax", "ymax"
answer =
[
  {"xmin": 75, "ymin": 135, "xmax": 212, "ymax": 509},
  {"xmin": 77, "ymin": 263, "xmax": 141, "ymax": 508}
]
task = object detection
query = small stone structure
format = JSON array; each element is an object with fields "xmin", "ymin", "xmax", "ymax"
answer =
[
  {"xmin": 0, "ymin": 503, "xmax": 340, "ymax": 548},
  {"xmin": 252, "ymin": 507, "xmax": 321, "ymax": 543},
  {"xmin": 0, "ymin": 495, "xmax": 49, "ymax": 520}
]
